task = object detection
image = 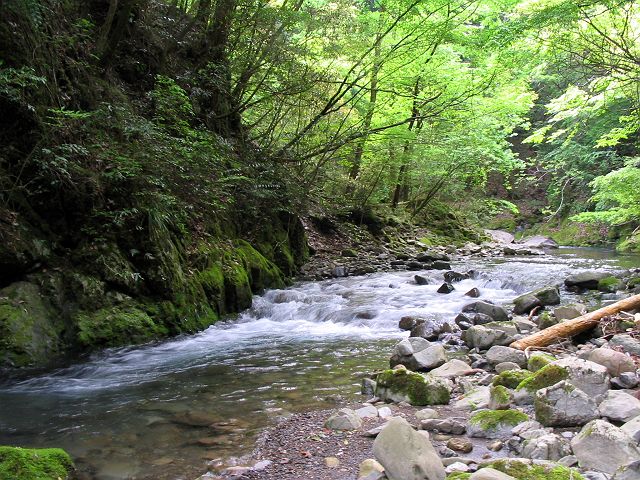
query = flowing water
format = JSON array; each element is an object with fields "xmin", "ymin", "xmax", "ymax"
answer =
[{"xmin": 0, "ymin": 248, "xmax": 638, "ymax": 479}]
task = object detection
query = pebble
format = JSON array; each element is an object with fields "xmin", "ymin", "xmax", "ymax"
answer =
[
  {"xmin": 447, "ymin": 438, "xmax": 473, "ymax": 453},
  {"xmin": 377, "ymin": 406, "xmax": 393, "ymax": 419},
  {"xmin": 445, "ymin": 462, "xmax": 470, "ymax": 473},
  {"xmin": 487, "ymin": 440, "xmax": 504, "ymax": 451},
  {"xmin": 325, "ymin": 457, "xmax": 340, "ymax": 468}
]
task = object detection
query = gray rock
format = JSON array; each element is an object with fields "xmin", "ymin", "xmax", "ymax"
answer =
[
  {"xmin": 390, "ymin": 338, "xmax": 432, "ymax": 370},
  {"xmin": 373, "ymin": 417, "xmax": 446, "ymax": 480},
  {"xmin": 534, "ymin": 381, "xmax": 599, "ymax": 427},
  {"xmin": 565, "ymin": 271, "xmax": 612, "ymax": 290},
  {"xmin": 495, "ymin": 362, "xmax": 521, "ymax": 373},
  {"xmin": 609, "ymin": 334, "xmax": 640, "ymax": 356},
  {"xmin": 612, "ymin": 461, "xmax": 640, "ymax": 480},
  {"xmin": 522, "ymin": 433, "xmax": 571, "ymax": 461},
  {"xmin": 332, "ymin": 266, "xmax": 349, "ymax": 277},
  {"xmin": 415, "ymin": 408, "xmax": 439, "ymax": 421},
  {"xmin": 325, "ymin": 408, "xmax": 363, "ymax": 430},
  {"xmin": 621, "ymin": 415, "xmax": 640, "ymax": 443},
  {"xmin": 470, "ymin": 468, "xmax": 516, "ymax": 480},
  {"xmin": 485, "ymin": 230, "xmax": 515, "ymax": 244},
  {"xmin": 599, "ymin": 391, "xmax": 640, "ymax": 422},
  {"xmin": 412, "ymin": 345, "xmax": 447, "ymax": 371},
  {"xmin": 571, "ymin": 419, "xmax": 640, "ymax": 474},
  {"xmin": 512, "ymin": 293, "xmax": 541, "ymax": 315},
  {"xmin": 465, "ymin": 287, "xmax": 481, "ymax": 298},
  {"xmin": 359, "ymin": 459, "xmax": 385, "ymax": 480},
  {"xmin": 420, "ymin": 418, "xmax": 467, "ymax": 435},
  {"xmin": 467, "ymin": 409, "xmax": 529, "ymax": 439},
  {"xmin": 362, "ymin": 378, "xmax": 376, "ymax": 396},
  {"xmin": 375, "ymin": 370, "xmax": 452, "ymax": 406},
  {"xmin": 558, "ymin": 455, "xmax": 578, "ymax": 467},
  {"xmin": 611, "ymin": 372, "xmax": 639, "ymax": 390},
  {"xmin": 519, "ymin": 235, "xmax": 559, "ymax": 248},
  {"xmin": 415, "ymin": 275, "xmax": 431, "ymax": 285},
  {"xmin": 430, "ymin": 359, "xmax": 473, "ymax": 378},
  {"xmin": 454, "ymin": 386, "xmax": 491, "ymax": 411},
  {"xmin": 554, "ymin": 304, "xmax": 586, "ymax": 321},
  {"xmin": 554, "ymin": 357, "xmax": 611, "ymax": 399},
  {"xmin": 589, "ymin": 348, "xmax": 637, "ymax": 377},
  {"xmin": 356, "ymin": 405, "xmax": 379, "ymax": 419},
  {"xmin": 462, "ymin": 301, "xmax": 509, "ymax": 322},
  {"xmin": 437, "ymin": 282, "xmax": 455, "ymax": 294},
  {"xmin": 486, "ymin": 346, "xmax": 527, "ymax": 367}
]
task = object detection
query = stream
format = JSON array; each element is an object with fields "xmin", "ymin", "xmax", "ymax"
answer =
[{"xmin": 0, "ymin": 247, "xmax": 638, "ymax": 479}]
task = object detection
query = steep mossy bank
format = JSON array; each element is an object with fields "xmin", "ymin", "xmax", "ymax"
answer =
[{"xmin": 0, "ymin": 213, "xmax": 307, "ymax": 369}]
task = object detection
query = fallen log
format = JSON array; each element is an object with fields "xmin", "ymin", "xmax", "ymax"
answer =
[{"xmin": 510, "ymin": 293, "xmax": 640, "ymax": 350}]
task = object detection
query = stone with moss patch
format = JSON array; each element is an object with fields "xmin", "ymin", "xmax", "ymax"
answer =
[
  {"xmin": 536, "ymin": 312, "xmax": 558, "ymax": 330},
  {"xmin": 375, "ymin": 368, "xmax": 451, "ymax": 406},
  {"xmin": 0, "ymin": 446, "xmax": 75, "ymax": 480},
  {"xmin": 527, "ymin": 352, "xmax": 556, "ymax": 372},
  {"xmin": 493, "ymin": 370, "xmax": 531, "ymax": 389},
  {"xmin": 468, "ymin": 409, "xmax": 529, "ymax": 438},
  {"xmin": 447, "ymin": 473, "xmax": 472, "ymax": 480},
  {"xmin": 516, "ymin": 364, "xmax": 568, "ymax": 392},
  {"xmin": 486, "ymin": 458, "xmax": 584, "ymax": 480},
  {"xmin": 489, "ymin": 385, "xmax": 513, "ymax": 410},
  {"xmin": 597, "ymin": 276, "xmax": 624, "ymax": 293}
]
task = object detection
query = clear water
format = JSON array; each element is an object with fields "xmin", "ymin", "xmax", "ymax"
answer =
[{"xmin": 0, "ymin": 247, "xmax": 637, "ymax": 479}]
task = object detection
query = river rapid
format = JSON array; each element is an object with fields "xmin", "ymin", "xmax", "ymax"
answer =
[{"xmin": 0, "ymin": 248, "xmax": 638, "ymax": 479}]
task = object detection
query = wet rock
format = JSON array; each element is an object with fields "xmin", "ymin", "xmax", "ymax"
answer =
[
  {"xmin": 565, "ymin": 271, "xmax": 612, "ymax": 290},
  {"xmin": 171, "ymin": 411, "xmax": 220, "ymax": 427},
  {"xmin": 462, "ymin": 301, "xmax": 510, "ymax": 323},
  {"xmin": 465, "ymin": 288, "xmax": 481, "ymax": 298},
  {"xmin": 430, "ymin": 359, "xmax": 473, "ymax": 378},
  {"xmin": 447, "ymin": 438, "xmax": 473, "ymax": 453},
  {"xmin": 373, "ymin": 417, "xmax": 446, "ymax": 480},
  {"xmin": 598, "ymin": 390, "xmax": 640, "ymax": 422},
  {"xmin": 522, "ymin": 433, "xmax": 571, "ymax": 461},
  {"xmin": 486, "ymin": 346, "xmax": 527, "ymax": 368},
  {"xmin": 534, "ymin": 380, "xmax": 599, "ymax": 427},
  {"xmin": 470, "ymin": 467, "xmax": 516, "ymax": 480},
  {"xmin": 609, "ymin": 334, "xmax": 640, "ymax": 356},
  {"xmin": 432, "ymin": 261, "xmax": 451, "ymax": 270},
  {"xmin": 399, "ymin": 316, "xmax": 425, "ymax": 331},
  {"xmin": 571, "ymin": 420, "xmax": 640, "ymax": 474},
  {"xmin": 417, "ymin": 251, "xmax": 450, "ymax": 262},
  {"xmin": 325, "ymin": 408, "xmax": 362, "ymax": 430},
  {"xmin": 467, "ymin": 409, "xmax": 529, "ymax": 439},
  {"xmin": 437, "ymin": 282, "xmax": 455, "ymax": 294},
  {"xmin": 420, "ymin": 418, "xmax": 467, "ymax": 435},
  {"xmin": 375, "ymin": 369, "xmax": 451, "ymax": 406},
  {"xmin": 588, "ymin": 348, "xmax": 637, "ymax": 377},
  {"xmin": 415, "ymin": 275, "xmax": 431, "ymax": 285},
  {"xmin": 332, "ymin": 266, "xmax": 349, "ymax": 277},
  {"xmin": 512, "ymin": 286, "xmax": 560, "ymax": 315}
]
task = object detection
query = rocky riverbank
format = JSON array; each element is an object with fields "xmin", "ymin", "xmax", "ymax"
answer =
[{"xmin": 196, "ymin": 258, "xmax": 640, "ymax": 480}]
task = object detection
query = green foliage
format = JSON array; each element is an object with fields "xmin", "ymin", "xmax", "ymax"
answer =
[
  {"xmin": 517, "ymin": 364, "xmax": 568, "ymax": 392},
  {"xmin": 488, "ymin": 459, "xmax": 584, "ymax": 480},
  {"xmin": 151, "ymin": 75, "xmax": 195, "ymax": 137},
  {"xmin": 0, "ymin": 446, "xmax": 74, "ymax": 480}
]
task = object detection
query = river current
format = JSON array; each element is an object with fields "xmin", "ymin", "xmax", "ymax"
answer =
[{"xmin": 0, "ymin": 248, "xmax": 638, "ymax": 479}]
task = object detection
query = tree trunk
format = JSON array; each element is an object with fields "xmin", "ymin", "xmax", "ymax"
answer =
[{"xmin": 510, "ymin": 293, "xmax": 640, "ymax": 350}]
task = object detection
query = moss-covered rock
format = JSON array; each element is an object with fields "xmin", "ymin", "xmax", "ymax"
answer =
[
  {"xmin": 537, "ymin": 312, "xmax": 558, "ymax": 330},
  {"xmin": 486, "ymin": 458, "xmax": 584, "ymax": 480},
  {"xmin": 492, "ymin": 369, "xmax": 531, "ymax": 389},
  {"xmin": 489, "ymin": 384, "xmax": 513, "ymax": 410},
  {"xmin": 0, "ymin": 282, "xmax": 63, "ymax": 367},
  {"xmin": 597, "ymin": 276, "xmax": 624, "ymax": 293},
  {"xmin": 517, "ymin": 364, "xmax": 568, "ymax": 392},
  {"xmin": 468, "ymin": 409, "xmax": 528, "ymax": 438},
  {"xmin": 527, "ymin": 352, "xmax": 556, "ymax": 372},
  {"xmin": 75, "ymin": 303, "xmax": 169, "ymax": 348},
  {"xmin": 447, "ymin": 473, "xmax": 472, "ymax": 480},
  {"xmin": 0, "ymin": 446, "xmax": 75, "ymax": 480},
  {"xmin": 375, "ymin": 368, "xmax": 451, "ymax": 406}
]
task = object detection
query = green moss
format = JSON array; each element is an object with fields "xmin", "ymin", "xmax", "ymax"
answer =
[
  {"xmin": 0, "ymin": 446, "xmax": 74, "ymax": 480},
  {"xmin": 75, "ymin": 304, "xmax": 169, "ymax": 348},
  {"xmin": 447, "ymin": 473, "xmax": 472, "ymax": 480},
  {"xmin": 469, "ymin": 410, "xmax": 528, "ymax": 431},
  {"xmin": 628, "ymin": 276, "xmax": 640, "ymax": 289},
  {"xmin": 490, "ymin": 384, "xmax": 511, "ymax": 406},
  {"xmin": 517, "ymin": 364, "xmax": 568, "ymax": 392},
  {"xmin": 537, "ymin": 311, "xmax": 558, "ymax": 330},
  {"xmin": 597, "ymin": 276, "xmax": 623, "ymax": 293},
  {"xmin": 487, "ymin": 459, "xmax": 584, "ymax": 480},
  {"xmin": 617, "ymin": 231, "xmax": 640, "ymax": 253},
  {"xmin": 492, "ymin": 369, "xmax": 531, "ymax": 389},
  {"xmin": 527, "ymin": 352, "xmax": 556, "ymax": 372},
  {"xmin": 523, "ymin": 219, "xmax": 607, "ymax": 247},
  {"xmin": 375, "ymin": 369, "xmax": 450, "ymax": 406}
]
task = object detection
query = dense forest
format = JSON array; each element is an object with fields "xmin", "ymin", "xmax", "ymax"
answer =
[{"xmin": 1, "ymin": 0, "xmax": 639, "ymax": 368}]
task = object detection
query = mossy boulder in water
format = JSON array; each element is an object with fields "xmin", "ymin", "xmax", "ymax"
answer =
[
  {"xmin": 0, "ymin": 282, "xmax": 63, "ymax": 367},
  {"xmin": 375, "ymin": 368, "xmax": 451, "ymax": 406},
  {"xmin": 0, "ymin": 446, "xmax": 75, "ymax": 480}
]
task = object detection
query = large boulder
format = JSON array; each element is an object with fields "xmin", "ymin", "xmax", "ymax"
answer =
[
  {"xmin": 518, "ymin": 235, "xmax": 559, "ymax": 249},
  {"xmin": 554, "ymin": 304, "xmax": 586, "ymax": 321},
  {"xmin": 521, "ymin": 433, "xmax": 572, "ymax": 461},
  {"xmin": 462, "ymin": 301, "xmax": 510, "ymax": 322},
  {"xmin": 621, "ymin": 415, "xmax": 640, "ymax": 443},
  {"xmin": 375, "ymin": 369, "xmax": 451, "ymax": 406},
  {"xmin": 565, "ymin": 271, "xmax": 612, "ymax": 290},
  {"xmin": 571, "ymin": 420, "xmax": 640, "ymax": 474},
  {"xmin": 373, "ymin": 417, "xmax": 446, "ymax": 480},
  {"xmin": 598, "ymin": 391, "xmax": 640, "ymax": 423},
  {"xmin": 485, "ymin": 230, "xmax": 515, "ymax": 244},
  {"xmin": 464, "ymin": 322, "xmax": 518, "ymax": 350},
  {"xmin": 412, "ymin": 345, "xmax": 447, "ymax": 371},
  {"xmin": 613, "ymin": 462, "xmax": 640, "ymax": 480},
  {"xmin": 430, "ymin": 359, "xmax": 473, "ymax": 378},
  {"xmin": 588, "ymin": 348, "xmax": 636, "ymax": 377},
  {"xmin": 553, "ymin": 357, "xmax": 610, "ymax": 399},
  {"xmin": 512, "ymin": 286, "xmax": 561, "ymax": 315},
  {"xmin": 390, "ymin": 339, "xmax": 446, "ymax": 371},
  {"xmin": 534, "ymin": 381, "xmax": 599, "ymax": 427}
]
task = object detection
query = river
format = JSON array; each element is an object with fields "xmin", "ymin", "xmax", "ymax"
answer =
[{"xmin": 0, "ymin": 247, "xmax": 638, "ymax": 479}]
